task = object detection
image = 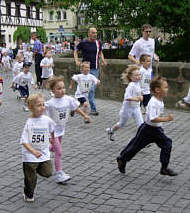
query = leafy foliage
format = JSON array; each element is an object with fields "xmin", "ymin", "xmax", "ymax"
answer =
[
  {"xmin": 13, "ymin": 26, "xmax": 31, "ymax": 43},
  {"xmin": 36, "ymin": 27, "xmax": 47, "ymax": 43}
]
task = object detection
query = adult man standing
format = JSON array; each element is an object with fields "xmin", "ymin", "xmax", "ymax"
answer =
[
  {"xmin": 31, "ymin": 32, "xmax": 43, "ymax": 88},
  {"xmin": 74, "ymin": 27, "xmax": 107, "ymax": 115},
  {"xmin": 128, "ymin": 24, "xmax": 159, "ymax": 74}
]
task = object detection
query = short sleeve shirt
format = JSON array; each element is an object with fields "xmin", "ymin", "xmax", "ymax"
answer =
[
  {"xmin": 40, "ymin": 57, "xmax": 54, "ymax": 78},
  {"xmin": 20, "ymin": 115, "xmax": 55, "ymax": 162},
  {"xmin": 13, "ymin": 72, "xmax": 34, "ymax": 86},
  {"xmin": 72, "ymin": 73, "xmax": 99, "ymax": 99},
  {"xmin": 145, "ymin": 96, "xmax": 164, "ymax": 127},
  {"xmin": 76, "ymin": 39, "xmax": 102, "ymax": 69},
  {"xmin": 45, "ymin": 95, "xmax": 80, "ymax": 137},
  {"xmin": 140, "ymin": 66, "xmax": 152, "ymax": 95}
]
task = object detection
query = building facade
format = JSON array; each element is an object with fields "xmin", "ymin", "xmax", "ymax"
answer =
[
  {"xmin": 0, "ymin": 0, "xmax": 43, "ymax": 48},
  {"xmin": 43, "ymin": 6, "xmax": 77, "ymax": 42}
]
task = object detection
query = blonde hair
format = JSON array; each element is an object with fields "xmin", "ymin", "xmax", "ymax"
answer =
[
  {"xmin": 27, "ymin": 93, "xmax": 44, "ymax": 109},
  {"xmin": 121, "ymin": 65, "xmax": 140, "ymax": 83},
  {"xmin": 16, "ymin": 54, "xmax": 22, "ymax": 60},
  {"xmin": 81, "ymin": 61, "xmax": 90, "ymax": 68},
  {"xmin": 48, "ymin": 76, "xmax": 64, "ymax": 90},
  {"xmin": 139, "ymin": 54, "xmax": 151, "ymax": 63}
]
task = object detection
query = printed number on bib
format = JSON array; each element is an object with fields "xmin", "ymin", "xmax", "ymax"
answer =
[
  {"xmin": 30, "ymin": 127, "xmax": 49, "ymax": 149},
  {"xmin": 52, "ymin": 108, "xmax": 68, "ymax": 125},
  {"xmin": 80, "ymin": 81, "xmax": 92, "ymax": 93}
]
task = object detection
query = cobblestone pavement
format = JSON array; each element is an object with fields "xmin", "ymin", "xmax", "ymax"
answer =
[{"xmin": 1, "ymin": 69, "xmax": 190, "ymax": 213}]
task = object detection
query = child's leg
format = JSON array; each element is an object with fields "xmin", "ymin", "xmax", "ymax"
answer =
[
  {"xmin": 52, "ymin": 136, "xmax": 62, "ymax": 172},
  {"xmin": 119, "ymin": 123, "xmax": 151, "ymax": 163},
  {"xmin": 112, "ymin": 111, "xmax": 130, "ymax": 132},
  {"xmin": 133, "ymin": 108, "xmax": 144, "ymax": 127},
  {"xmin": 23, "ymin": 162, "xmax": 38, "ymax": 198},
  {"xmin": 154, "ymin": 127, "xmax": 172, "ymax": 169},
  {"xmin": 82, "ymin": 101, "xmax": 88, "ymax": 114},
  {"xmin": 37, "ymin": 160, "xmax": 52, "ymax": 178}
]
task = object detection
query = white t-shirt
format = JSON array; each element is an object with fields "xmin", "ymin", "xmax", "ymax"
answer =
[
  {"xmin": 20, "ymin": 115, "xmax": 55, "ymax": 162},
  {"xmin": 1, "ymin": 47, "xmax": 9, "ymax": 55},
  {"xmin": 13, "ymin": 72, "xmax": 34, "ymax": 87},
  {"xmin": 145, "ymin": 96, "xmax": 164, "ymax": 127},
  {"xmin": 40, "ymin": 57, "xmax": 54, "ymax": 78},
  {"xmin": 24, "ymin": 51, "xmax": 33, "ymax": 63},
  {"xmin": 45, "ymin": 95, "xmax": 80, "ymax": 137},
  {"xmin": 123, "ymin": 82, "xmax": 142, "ymax": 108},
  {"xmin": 72, "ymin": 73, "xmax": 99, "ymax": 99},
  {"xmin": 2, "ymin": 56, "xmax": 11, "ymax": 66},
  {"xmin": 12, "ymin": 61, "xmax": 23, "ymax": 77},
  {"xmin": 140, "ymin": 66, "xmax": 152, "ymax": 95},
  {"xmin": 129, "ymin": 37, "xmax": 155, "ymax": 69}
]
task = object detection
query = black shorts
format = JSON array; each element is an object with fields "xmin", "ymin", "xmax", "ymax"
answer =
[
  {"xmin": 18, "ymin": 85, "xmax": 29, "ymax": 97},
  {"xmin": 78, "ymin": 97, "xmax": 87, "ymax": 105}
]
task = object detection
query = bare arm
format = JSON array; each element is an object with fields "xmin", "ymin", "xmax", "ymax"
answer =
[
  {"xmin": 23, "ymin": 143, "xmax": 42, "ymax": 158},
  {"xmin": 69, "ymin": 79, "xmax": 75, "ymax": 90},
  {"xmin": 75, "ymin": 107, "xmax": 92, "ymax": 122},
  {"xmin": 128, "ymin": 54, "xmax": 140, "ymax": 65},
  {"xmin": 151, "ymin": 114, "xmax": 174, "ymax": 123},
  {"xmin": 126, "ymin": 95, "xmax": 143, "ymax": 102},
  {"xmin": 100, "ymin": 51, "xmax": 107, "ymax": 66},
  {"xmin": 74, "ymin": 50, "xmax": 81, "ymax": 66}
]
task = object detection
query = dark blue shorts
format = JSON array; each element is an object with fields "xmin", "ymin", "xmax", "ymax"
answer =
[
  {"xmin": 78, "ymin": 97, "xmax": 87, "ymax": 104},
  {"xmin": 18, "ymin": 85, "xmax": 29, "ymax": 97},
  {"xmin": 142, "ymin": 94, "xmax": 151, "ymax": 107}
]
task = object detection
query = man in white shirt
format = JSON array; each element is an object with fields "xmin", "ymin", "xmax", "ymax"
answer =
[{"xmin": 128, "ymin": 24, "xmax": 159, "ymax": 75}]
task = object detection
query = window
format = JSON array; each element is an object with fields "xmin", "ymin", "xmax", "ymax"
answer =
[
  {"xmin": 57, "ymin": 11, "xmax": 61, "ymax": 20},
  {"xmin": 26, "ymin": 6, "xmax": 31, "ymax": 18},
  {"xmin": 49, "ymin": 11, "xmax": 53, "ymax": 21},
  {"xmin": 9, "ymin": 35, "xmax": 11, "ymax": 43},
  {"xmin": 6, "ymin": 3, "xmax": 11, "ymax": 16},
  {"xmin": 36, "ymin": 9, "xmax": 40, "ymax": 20},
  {"xmin": 15, "ymin": 4, "xmax": 20, "ymax": 17},
  {"xmin": 62, "ymin": 11, "xmax": 67, "ymax": 20}
]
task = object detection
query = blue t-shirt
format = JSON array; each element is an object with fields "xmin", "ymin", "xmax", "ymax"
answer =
[
  {"xmin": 76, "ymin": 39, "xmax": 102, "ymax": 69},
  {"xmin": 33, "ymin": 39, "xmax": 43, "ymax": 55}
]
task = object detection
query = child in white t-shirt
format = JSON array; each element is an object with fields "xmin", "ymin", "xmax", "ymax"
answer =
[
  {"xmin": 106, "ymin": 65, "xmax": 143, "ymax": 141},
  {"xmin": 69, "ymin": 61, "xmax": 100, "ymax": 122},
  {"xmin": 45, "ymin": 76, "xmax": 92, "ymax": 184},
  {"xmin": 40, "ymin": 50, "xmax": 54, "ymax": 89},
  {"xmin": 116, "ymin": 76, "xmax": 178, "ymax": 176},
  {"xmin": 20, "ymin": 93, "xmax": 55, "ymax": 202},
  {"xmin": 12, "ymin": 62, "xmax": 36, "ymax": 111},
  {"xmin": 24, "ymin": 46, "xmax": 33, "ymax": 65},
  {"xmin": 139, "ymin": 54, "xmax": 152, "ymax": 112},
  {"xmin": 2, "ymin": 52, "xmax": 12, "ymax": 72}
]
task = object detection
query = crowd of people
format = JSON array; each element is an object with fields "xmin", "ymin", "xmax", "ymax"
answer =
[{"xmin": 0, "ymin": 24, "xmax": 188, "ymax": 203}]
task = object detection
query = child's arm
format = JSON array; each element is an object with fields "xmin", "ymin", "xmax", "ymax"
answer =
[
  {"xmin": 151, "ymin": 114, "xmax": 174, "ymax": 123},
  {"xmin": 75, "ymin": 107, "xmax": 92, "ymax": 122},
  {"xmin": 69, "ymin": 79, "xmax": 75, "ymax": 90},
  {"xmin": 23, "ymin": 143, "xmax": 42, "ymax": 158},
  {"xmin": 126, "ymin": 96, "xmax": 143, "ymax": 102}
]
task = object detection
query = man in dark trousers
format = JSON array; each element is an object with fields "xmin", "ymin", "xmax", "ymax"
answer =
[{"xmin": 31, "ymin": 32, "xmax": 43, "ymax": 88}]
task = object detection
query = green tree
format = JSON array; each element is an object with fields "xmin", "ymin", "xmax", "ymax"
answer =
[
  {"xmin": 36, "ymin": 27, "xmax": 47, "ymax": 43},
  {"xmin": 13, "ymin": 26, "xmax": 31, "ymax": 44}
]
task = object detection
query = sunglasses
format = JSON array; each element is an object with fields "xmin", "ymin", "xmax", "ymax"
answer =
[{"xmin": 144, "ymin": 31, "xmax": 151, "ymax": 33}]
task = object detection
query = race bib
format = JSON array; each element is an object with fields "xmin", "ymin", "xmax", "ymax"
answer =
[
  {"xmin": 29, "ymin": 126, "xmax": 49, "ymax": 150},
  {"xmin": 80, "ymin": 80, "xmax": 92, "ymax": 94},
  {"xmin": 52, "ymin": 107, "xmax": 68, "ymax": 125}
]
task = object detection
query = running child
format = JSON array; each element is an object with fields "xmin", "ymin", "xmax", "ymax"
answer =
[
  {"xmin": 69, "ymin": 61, "xmax": 100, "ymax": 122},
  {"xmin": 24, "ymin": 46, "xmax": 33, "ymax": 65},
  {"xmin": 2, "ymin": 52, "xmax": 12, "ymax": 72},
  {"xmin": 139, "ymin": 54, "xmax": 152, "ymax": 112},
  {"xmin": 40, "ymin": 50, "xmax": 54, "ymax": 89},
  {"xmin": 106, "ymin": 65, "xmax": 143, "ymax": 141},
  {"xmin": 45, "ymin": 76, "xmax": 92, "ymax": 184},
  {"xmin": 20, "ymin": 93, "xmax": 55, "ymax": 202},
  {"xmin": 116, "ymin": 76, "xmax": 178, "ymax": 176},
  {"xmin": 12, "ymin": 62, "xmax": 36, "ymax": 111}
]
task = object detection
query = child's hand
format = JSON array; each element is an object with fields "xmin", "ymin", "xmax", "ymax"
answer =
[
  {"xmin": 33, "ymin": 84, "xmax": 38, "ymax": 89},
  {"xmin": 84, "ymin": 115, "xmax": 92, "ymax": 123},
  {"xmin": 167, "ymin": 114, "xmax": 174, "ymax": 121},
  {"xmin": 69, "ymin": 85, "xmax": 72, "ymax": 90},
  {"xmin": 139, "ymin": 96, "xmax": 143, "ymax": 102},
  {"xmin": 33, "ymin": 150, "xmax": 42, "ymax": 158}
]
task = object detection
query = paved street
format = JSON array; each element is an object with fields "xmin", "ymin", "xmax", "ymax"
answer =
[{"xmin": 1, "ymin": 70, "xmax": 190, "ymax": 213}]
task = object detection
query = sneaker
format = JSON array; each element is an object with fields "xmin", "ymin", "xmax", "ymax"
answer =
[
  {"xmin": 84, "ymin": 119, "xmax": 90, "ymax": 124},
  {"xmin": 160, "ymin": 168, "xmax": 178, "ymax": 176},
  {"xmin": 23, "ymin": 106, "xmax": 29, "ymax": 112},
  {"xmin": 89, "ymin": 111, "xmax": 99, "ymax": 116},
  {"xmin": 55, "ymin": 171, "xmax": 71, "ymax": 184},
  {"xmin": 70, "ymin": 111, "xmax": 75, "ymax": 117},
  {"xmin": 116, "ymin": 157, "xmax": 126, "ymax": 174},
  {"xmin": 106, "ymin": 128, "xmax": 115, "ymax": 141},
  {"xmin": 23, "ymin": 193, "xmax": 34, "ymax": 202}
]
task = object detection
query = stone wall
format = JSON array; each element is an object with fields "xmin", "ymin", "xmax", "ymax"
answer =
[{"xmin": 54, "ymin": 57, "xmax": 190, "ymax": 108}]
